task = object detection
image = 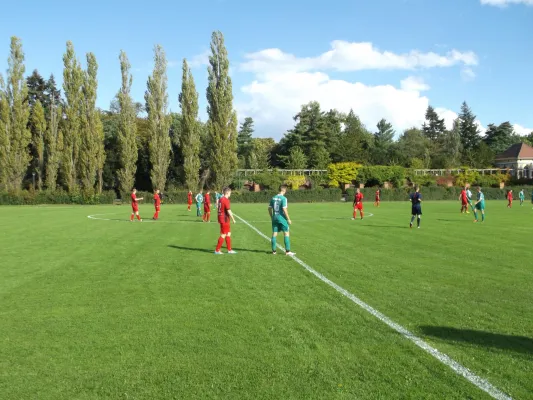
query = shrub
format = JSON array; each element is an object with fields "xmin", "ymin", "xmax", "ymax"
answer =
[
  {"xmin": 251, "ymin": 170, "xmax": 285, "ymax": 190},
  {"xmin": 327, "ymin": 162, "xmax": 361, "ymax": 188},
  {"xmin": 357, "ymin": 166, "xmax": 406, "ymax": 187},
  {"xmin": 411, "ymin": 175, "xmax": 438, "ymax": 187},
  {"xmin": 284, "ymin": 175, "xmax": 307, "ymax": 190}
]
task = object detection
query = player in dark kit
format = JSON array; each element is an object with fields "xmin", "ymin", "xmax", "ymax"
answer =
[
  {"xmin": 409, "ymin": 186, "xmax": 422, "ymax": 229},
  {"xmin": 215, "ymin": 187, "xmax": 237, "ymax": 254}
]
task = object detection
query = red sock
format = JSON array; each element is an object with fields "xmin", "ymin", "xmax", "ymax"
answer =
[
  {"xmin": 130, "ymin": 214, "xmax": 134, "ymax": 221},
  {"xmin": 154, "ymin": 211, "xmax": 159, "ymax": 219},
  {"xmin": 137, "ymin": 214, "xmax": 141, "ymax": 220},
  {"xmin": 225, "ymin": 236, "xmax": 232, "ymax": 251},
  {"xmin": 361, "ymin": 211, "xmax": 364, "ymax": 219},
  {"xmin": 216, "ymin": 237, "xmax": 224, "ymax": 252},
  {"xmin": 353, "ymin": 211, "xmax": 356, "ymax": 218},
  {"xmin": 207, "ymin": 213, "xmax": 210, "ymax": 222}
]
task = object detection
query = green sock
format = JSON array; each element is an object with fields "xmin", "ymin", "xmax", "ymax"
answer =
[
  {"xmin": 271, "ymin": 236, "xmax": 277, "ymax": 252},
  {"xmin": 474, "ymin": 211, "xmax": 478, "ymax": 220},
  {"xmin": 482, "ymin": 213, "xmax": 485, "ymax": 221},
  {"xmin": 284, "ymin": 236, "xmax": 290, "ymax": 252}
]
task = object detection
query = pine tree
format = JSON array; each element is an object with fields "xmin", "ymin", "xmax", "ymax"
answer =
[
  {"xmin": 458, "ymin": 101, "xmax": 480, "ymax": 162},
  {"xmin": 422, "ymin": 106, "xmax": 446, "ymax": 142},
  {"xmin": 179, "ymin": 59, "xmax": 201, "ymax": 191},
  {"xmin": 372, "ymin": 118, "xmax": 395, "ymax": 164},
  {"xmin": 27, "ymin": 70, "xmax": 47, "ymax": 110},
  {"xmin": 62, "ymin": 41, "xmax": 84, "ymax": 191},
  {"xmin": 206, "ymin": 31, "xmax": 238, "ymax": 188},
  {"xmin": 441, "ymin": 118, "xmax": 462, "ymax": 168},
  {"xmin": 44, "ymin": 74, "xmax": 61, "ymax": 115},
  {"xmin": 145, "ymin": 44, "xmax": 171, "ymax": 191},
  {"xmin": 286, "ymin": 146, "xmax": 307, "ymax": 169},
  {"xmin": 44, "ymin": 98, "xmax": 61, "ymax": 190},
  {"xmin": 483, "ymin": 122, "xmax": 515, "ymax": 155},
  {"xmin": 237, "ymin": 117, "xmax": 254, "ymax": 167},
  {"xmin": 31, "ymin": 100, "xmax": 46, "ymax": 190},
  {"xmin": 116, "ymin": 50, "xmax": 138, "ymax": 198},
  {"xmin": 5, "ymin": 37, "xmax": 32, "ymax": 190}
]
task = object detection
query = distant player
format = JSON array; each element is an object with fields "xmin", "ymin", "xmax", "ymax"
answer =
[
  {"xmin": 473, "ymin": 186, "xmax": 485, "ymax": 223},
  {"xmin": 215, "ymin": 187, "xmax": 237, "ymax": 254},
  {"xmin": 268, "ymin": 185, "xmax": 295, "ymax": 256},
  {"xmin": 187, "ymin": 190, "xmax": 193, "ymax": 212},
  {"xmin": 409, "ymin": 186, "xmax": 422, "ymax": 229},
  {"xmin": 152, "ymin": 189, "xmax": 161, "ymax": 220},
  {"xmin": 130, "ymin": 188, "xmax": 143, "ymax": 222},
  {"xmin": 374, "ymin": 189, "xmax": 380, "ymax": 207},
  {"xmin": 519, "ymin": 189, "xmax": 525, "ymax": 206},
  {"xmin": 215, "ymin": 191, "xmax": 222, "ymax": 209},
  {"xmin": 195, "ymin": 190, "xmax": 204, "ymax": 217},
  {"xmin": 466, "ymin": 186, "xmax": 473, "ymax": 214},
  {"xmin": 352, "ymin": 188, "xmax": 364, "ymax": 220},
  {"xmin": 203, "ymin": 190, "xmax": 211, "ymax": 222},
  {"xmin": 507, "ymin": 189, "xmax": 513, "ymax": 208},
  {"xmin": 459, "ymin": 186, "xmax": 469, "ymax": 214}
]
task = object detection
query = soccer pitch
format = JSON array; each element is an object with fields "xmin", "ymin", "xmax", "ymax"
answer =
[{"xmin": 1, "ymin": 201, "xmax": 532, "ymax": 399}]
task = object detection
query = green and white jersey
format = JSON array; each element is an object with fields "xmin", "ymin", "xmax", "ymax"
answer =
[
  {"xmin": 519, "ymin": 190, "xmax": 525, "ymax": 200},
  {"xmin": 269, "ymin": 194, "xmax": 288, "ymax": 220},
  {"xmin": 195, "ymin": 193, "xmax": 203, "ymax": 203},
  {"xmin": 466, "ymin": 189, "xmax": 472, "ymax": 200},
  {"xmin": 477, "ymin": 191, "xmax": 485, "ymax": 205}
]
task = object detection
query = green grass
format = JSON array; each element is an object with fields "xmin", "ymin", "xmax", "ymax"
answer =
[{"xmin": 0, "ymin": 200, "xmax": 532, "ymax": 399}]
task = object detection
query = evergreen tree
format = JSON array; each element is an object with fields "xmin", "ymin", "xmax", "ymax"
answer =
[
  {"xmin": 372, "ymin": 118, "xmax": 395, "ymax": 164},
  {"xmin": 27, "ymin": 70, "xmax": 47, "ymax": 110},
  {"xmin": 44, "ymin": 74, "xmax": 61, "ymax": 115},
  {"xmin": 237, "ymin": 117, "xmax": 254, "ymax": 168},
  {"xmin": 422, "ymin": 106, "xmax": 446, "ymax": 142},
  {"xmin": 286, "ymin": 146, "xmax": 307, "ymax": 169},
  {"xmin": 483, "ymin": 122, "xmax": 515, "ymax": 155},
  {"xmin": 335, "ymin": 110, "xmax": 373, "ymax": 163},
  {"xmin": 31, "ymin": 100, "xmax": 46, "ymax": 190},
  {"xmin": 116, "ymin": 50, "xmax": 138, "ymax": 198},
  {"xmin": 458, "ymin": 101, "xmax": 480, "ymax": 162},
  {"xmin": 441, "ymin": 118, "xmax": 462, "ymax": 168},
  {"xmin": 179, "ymin": 59, "xmax": 200, "ymax": 191},
  {"xmin": 206, "ymin": 31, "xmax": 238, "ymax": 188},
  {"xmin": 397, "ymin": 128, "xmax": 431, "ymax": 168},
  {"xmin": 145, "ymin": 44, "xmax": 171, "ymax": 191},
  {"xmin": 44, "ymin": 98, "xmax": 61, "ymax": 190},
  {"xmin": 250, "ymin": 138, "xmax": 275, "ymax": 169},
  {"xmin": 62, "ymin": 41, "xmax": 84, "ymax": 191}
]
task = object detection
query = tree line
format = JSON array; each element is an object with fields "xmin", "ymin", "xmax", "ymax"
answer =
[{"xmin": 1, "ymin": 33, "xmax": 531, "ymax": 197}]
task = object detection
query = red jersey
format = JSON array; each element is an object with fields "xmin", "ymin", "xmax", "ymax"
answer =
[
  {"xmin": 461, "ymin": 190, "xmax": 467, "ymax": 200},
  {"xmin": 375, "ymin": 190, "xmax": 380, "ymax": 198},
  {"xmin": 187, "ymin": 192, "xmax": 192, "ymax": 204},
  {"xmin": 131, "ymin": 193, "xmax": 137, "ymax": 205},
  {"xmin": 354, "ymin": 193, "xmax": 363, "ymax": 203},
  {"xmin": 507, "ymin": 192, "xmax": 513, "ymax": 200},
  {"xmin": 205, "ymin": 193, "xmax": 211, "ymax": 206},
  {"xmin": 154, "ymin": 193, "xmax": 161, "ymax": 206},
  {"xmin": 218, "ymin": 196, "xmax": 230, "ymax": 223}
]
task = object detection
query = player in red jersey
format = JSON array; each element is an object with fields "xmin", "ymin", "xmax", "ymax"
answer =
[
  {"xmin": 215, "ymin": 187, "xmax": 236, "ymax": 254},
  {"xmin": 187, "ymin": 190, "xmax": 193, "ymax": 211},
  {"xmin": 203, "ymin": 191, "xmax": 211, "ymax": 222},
  {"xmin": 374, "ymin": 189, "xmax": 380, "ymax": 207},
  {"xmin": 130, "ymin": 188, "xmax": 143, "ymax": 221},
  {"xmin": 459, "ymin": 186, "xmax": 469, "ymax": 213},
  {"xmin": 152, "ymin": 189, "xmax": 161, "ymax": 220},
  {"xmin": 352, "ymin": 188, "xmax": 364, "ymax": 220},
  {"xmin": 507, "ymin": 189, "xmax": 513, "ymax": 208}
]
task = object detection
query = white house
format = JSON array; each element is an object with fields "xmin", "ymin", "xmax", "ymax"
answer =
[{"xmin": 494, "ymin": 143, "xmax": 533, "ymax": 178}]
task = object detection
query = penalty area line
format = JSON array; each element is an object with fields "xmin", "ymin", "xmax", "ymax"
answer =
[{"xmin": 233, "ymin": 213, "xmax": 512, "ymax": 400}]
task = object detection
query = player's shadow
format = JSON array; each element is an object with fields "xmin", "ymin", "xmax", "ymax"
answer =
[
  {"xmin": 419, "ymin": 326, "xmax": 533, "ymax": 355},
  {"xmin": 361, "ymin": 224, "xmax": 406, "ymax": 229},
  {"xmin": 167, "ymin": 245, "xmax": 268, "ymax": 254}
]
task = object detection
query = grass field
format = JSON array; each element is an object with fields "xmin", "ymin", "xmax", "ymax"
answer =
[{"xmin": 1, "ymin": 200, "xmax": 532, "ymax": 399}]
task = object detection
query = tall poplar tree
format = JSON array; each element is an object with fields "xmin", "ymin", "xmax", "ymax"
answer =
[
  {"xmin": 45, "ymin": 97, "xmax": 61, "ymax": 190},
  {"xmin": 179, "ymin": 59, "xmax": 200, "ymax": 191},
  {"xmin": 116, "ymin": 50, "xmax": 138, "ymax": 197},
  {"xmin": 62, "ymin": 41, "xmax": 84, "ymax": 191},
  {"xmin": 145, "ymin": 45, "xmax": 171, "ymax": 191},
  {"xmin": 0, "ymin": 78, "xmax": 9, "ymax": 189},
  {"xmin": 31, "ymin": 100, "xmax": 46, "ymax": 190},
  {"xmin": 5, "ymin": 37, "xmax": 31, "ymax": 190},
  {"xmin": 206, "ymin": 31, "xmax": 238, "ymax": 188}
]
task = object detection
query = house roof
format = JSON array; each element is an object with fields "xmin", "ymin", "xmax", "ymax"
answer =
[{"xmin": 495, "ymin": 143, "xmax": 533, "ymax": 160}]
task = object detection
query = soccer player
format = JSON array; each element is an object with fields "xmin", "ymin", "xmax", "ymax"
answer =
[
  {"xmin": 215, "ymin": 191, "xmax": 222, "ymax": 209},
  {"xmin": 130, "ymin": 188, "xmax": 143, "ymax": 222},
  {"xmin": 195, "ymin": 190, "xmax": 204, "ymax": 217},
  {"xmin": 466, "ymin": 186, "xmax": 473, "ymax": 214},
  {"xmin": 215, "ymin": 187, "xmax": 237, "ymax": 254},
  {"xmin": 374, "ymin": 189, "xmax": 380, "ymax": 207},
  {"xmin": 268, "ymin": 185, "xmax": 295, "ymax": 256},
  {"xmin": 459, "ymin": 186, "xmax": 469, "ymax": 214},
  {"xmin": 519, "ymin": 189, "xmax": 525, "ymax": 206},
  {"xmin": 187, "ymin": 190, "xmax": 193, "ymax": 212},
  {"xmin": 152, "ymin": 189, "xmax": 161, "ymax": 220},
  {"xmin": 473, "ymin": 186, "xmax": 486, "ymax": 223},
  {"xmin": 203, "ymin": 190, "xmax": 211, "ymax": 222},
  {"xmin": 507, "ymin": 189, "xmax": 513, "ymax": 208},
  {"xmin": 352, "ymin": 188, "xmax": 364, "ymax": 220},
  {"xmin": 409, "ymin": 186, "xmax": 422, "ymax": 229}
]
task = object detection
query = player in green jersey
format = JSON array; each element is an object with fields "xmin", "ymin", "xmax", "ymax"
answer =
[
  {"xmin": 215, "ymin": 191, "xmax": 222, "ymax": 209},
  {"xmin": 473, "ymin": 186, "xmax": 485, "ymax": 223},
  {"xmin": 268, "ymin": 185, "xmax": 295, "ymax": 256},
  {"xmin": 195, "ymin": 190, "xmax": 204, "ymax": 217},
  {"xmin": 519, "ymin": 189, "xmax": 525, "ymax": 206}
]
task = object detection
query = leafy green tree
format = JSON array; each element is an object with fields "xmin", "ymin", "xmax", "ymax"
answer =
[
  {"xmin": 167, "ymin": 112, "xmax": 184, "ymax": 188},
  {"xmin": 116, "ymin": 50, "xmax": 138, "ymax": 197},
  {"xmin": 44, "ymin": 93, "xmax": 61, "ymax": 190},
  {"xmin": 397, "ymin": 128, "xmax": 431, "ymax": 168},
  {"xmin": 483, "ymin": 122, "xmax": 516, "ymax": 155},
  {"xmin": 31, "ymin": 100, "xmax": 46, "ymax": 190},
  {"xmin": 0, "ymin": 78, "xmax": 9, "ymax": 189},
  {"xmin": 521, "ymin": 132, "xmax": 533, "ymax": 147},
  {"xmin": 372, "ymin": 118, "xmax": 395, "ymax": 164},
  {"xmin": 206, "ymin": 31, "xmax": 238, "ymax": 188},
  {"xmin": 250, "ymin": 138, "xmax": 275, "ymax": 169},
  {"xmin": 309, "ymin": 145, "xmax": 330, "ymax": 169},
  {"xmin": 440, "ymin": 118, "xmax": 462, "ymax": 168},
  {"xmin": 286, "ymin": 146, "xmax": 307, "ymax": 169},
  {"xmin": 237, "ymin": 117, "xmax": 254, "ymax": 168},
  {"xmin": 145, "ymin": 44, "xmax": 171, "ymax": 191},
  {"xmin": 179, "ymin": 59, "xmax": 201, "ymax": 191},
  {"xmin": 471, "ymin": 141, "xmax": 495, "ymax": 168},
  {"xmin": 458, "ymin": 101, "xmax": 480, "ymax": 163}
]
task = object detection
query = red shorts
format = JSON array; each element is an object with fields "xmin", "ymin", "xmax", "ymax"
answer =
[
  {"xmin": 132, "ymin": 205, "xmax": 138, "ymax": 212},
  {"xmin": 354, "ymin": 203, "xmax": 363, "ymax": 210},
  {"xmin": 219, "ymin": 222, "xmax": 230, "ymax": 234},
  {"xmin": 155, "ymin": 205, "xmax": 160, "ymax": 211},
  {"xmin": 461, "ymin": 199, "xmax": 468, "ymax": 206},
  {"xmin": 375, "ymin": 197, "xmax": 380, "ymax": 201},
  {"xmin": 187, "ymin": 201, "xmax": 192, "ymax": 206},
  {"xmin": 204, "ymin": 204, "xmax": 211, "ymax": 212}
]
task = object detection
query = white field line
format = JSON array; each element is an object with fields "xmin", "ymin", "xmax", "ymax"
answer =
[{"xmin": 233, "ymin": 213, "xmax": 512, "ymax": 400}]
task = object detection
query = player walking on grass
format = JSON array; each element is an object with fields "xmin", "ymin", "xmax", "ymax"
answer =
[
  {"xmin": 352, "ymin": 188, "xmax": 364, "ymax": 220},
  {"xmin": 203, "ymin": 191, "xmax": 211, "ymax": 222},
  {"xmin": 507, "ymin": 189, "xmax": 513, "ymax": 208},
  {"xmin": 473, "ymin": 186, "xmax": 486, "ymax": 223},
  {"xmin": 409, "ymin": 186, "xmax": 422, "ymax": 229},
  {"xmin": 269, "ymin": 185, "xmax": 295, "ymax": 256},
  {"xmin": 130, "ymin": 188, "xmax": 143, "ymax": 222},
  {"xmin": 374, "ymin": 189, "xmax": 380, "ymax": 207},
  {"xmin": 466, "ymin": 186, "xmax": 473, "ymax": 213},
  {"xmin": 519, "ymin": 189, "xmax": 525, "ymax": 206},
  {"xmin": 459, "ymin": 186, "xmax": 469, "ymax": 214},
  {"xmin": 187, "ymin": 190, "xmax": 193, "ymax": 212},
  {"xmin": 215, "ymin": 187, "xmax": 237, "ymax": 254},
  {"xmin": 195, "ymin": 190, "xmax": 203, "ymax": 217},
  {"xmin": 152, "ymin": 189, "xmax": 161, "ymax": 220}
]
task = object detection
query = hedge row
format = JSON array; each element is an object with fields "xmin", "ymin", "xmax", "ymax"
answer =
[{"xmin": 0, "ymin": 190, "xmax": 116, "ymax": 205}]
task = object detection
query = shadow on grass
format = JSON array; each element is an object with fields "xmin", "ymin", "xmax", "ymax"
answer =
[
  {"xmin": 167, "ymin": 245, "xmax": 268, "ymax": 254},
  {"xmin": 419, "ymin": 326, "xmax": 533, "ymax": 355},
  {"xmin": 361, "ymin": 224, "xmax": 407, "ymax": 229}
]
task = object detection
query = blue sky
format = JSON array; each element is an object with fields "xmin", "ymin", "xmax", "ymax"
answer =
[{"xmin": 0, "ymin": 0, "xmax": 531, "ymax": 139}]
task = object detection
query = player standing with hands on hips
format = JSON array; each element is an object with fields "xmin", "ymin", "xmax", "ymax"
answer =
[
  {"xmin": 352, "ymin": 188, "xmax": 364, "ymax": 220},
  {"xmin": 269, "ymin": 185, "xmax": 295, "ymax": 256},
  {"xmin": 409, "ymin": 186, "xmax": 422, "ymax": 229},
  {"xmin": 215, "ymin": 187, "xmax": 237, "ymax": 254}
]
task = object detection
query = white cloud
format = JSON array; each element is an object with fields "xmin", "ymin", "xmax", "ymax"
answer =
[
  {"xmin": 480, "ymin": 0, "xmax": 533, "ymax": 6},
  {"xmin": 167, "ymin": 60, "xmax": 180, "ymax": 68},
  {"xmin": 461, "ymin": 67, "xmax": 476, "ymax": 81},
  {"xmin": 189, "ymin": 50, "xmax": 210, "ymax": 68},
  {"xmin": 240, "ymin": 41, "xmax": 478, "ymax": 74},
  {"xmin": 434, "ymin": 108, "xmax": 486, "ymax": 134},
  {"xmin": 401, "ymin": 76, "xmax": 430, "ymax": 92},
  {"xmin": 514, "ymin": 124, "xmax": 533, "ymax": 136}
]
